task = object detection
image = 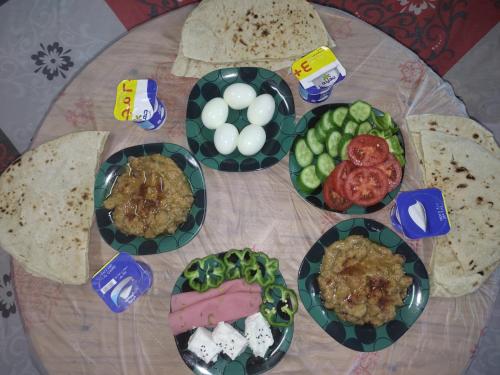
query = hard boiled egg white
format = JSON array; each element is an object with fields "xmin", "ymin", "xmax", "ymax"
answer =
[
  {"xmin": 247, "ymin": 94, "xmax": 275, "ymax": 126},
  {"xmin": 223, "ymin": 83, "xmax": 257, "ymax": 110},
  {"xmin": 201, "ymin": 98, "xmax": 228, "ymax": 129},
  {"xmin": 214, "ymin": 123, "xmax": 239, "ymax": 155},
  {"xmin": 237, "ymin": 124, "xmax": 266, "ymax": 156}
]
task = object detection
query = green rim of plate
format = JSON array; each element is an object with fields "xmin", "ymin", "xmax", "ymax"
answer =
[
  {"xmin": 289, "ymin": 103, "xmax": 405, "ymax": 213},
  {"xmin": 297, "ymin": 218, "xmax": 429, "ymax": 352},
  {"xmin": 94, "ymin": 143, "xmax": 206, "ymax": 255},
  {"xmin": 186, "ymin": 67, "xmax": 296, "ymax": 172},
  {"xmin": 172, "ymin": 251, "xmax": 294, "ymax": 375}
]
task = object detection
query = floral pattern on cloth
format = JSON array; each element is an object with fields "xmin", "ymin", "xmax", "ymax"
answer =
[
  {"xmin": 398, "ymin": 0, "xmax": 436, "ymax": 15},
  {"xmin": 0, "ymin": 274, "xmax": 16, "ymax": 318},
  {"xmin": 31, "ymin": 42, "xmax": 74, "ymax": 80},
  {"xmin": 308, "ymin": 0, "xmax": 499, "ymax": 75}
]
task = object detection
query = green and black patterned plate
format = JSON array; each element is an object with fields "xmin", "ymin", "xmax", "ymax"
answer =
[
  {"xmin": 172, "ymin": 251, "xmax": 294, "ymax": 375},
  {"xmin": 297, "ymin": 218, "xmax": 429, "ymax": 352},
  {"xmin": 289, "ymin": 103, "xmax": 405, "ymax": 214},
  {"xmin": 94, "ymin": 143, "xmax": 206, "ymax": 255},
  {"xmin": 186, "ymin": 67, "xmax": 295, "ymax": 172}
]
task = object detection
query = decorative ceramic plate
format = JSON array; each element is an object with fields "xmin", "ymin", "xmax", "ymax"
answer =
[
  {"xmin": 289, "ymin": 103, "xmax": 405, "ymax": 214},
  {"xmin": 94, "ymin": 143, "xmax": 206, "ymax": 255},
  {"xmin": 186, "ymin": 67, "xmax": 295, "ymax": 172},
  {"xmin": 172, "ymin": 251, "xmax": 294, "ymax": 375},
  {"xmin": 297, "ymin": 218, "xmax": 429, "ymax": 352}
]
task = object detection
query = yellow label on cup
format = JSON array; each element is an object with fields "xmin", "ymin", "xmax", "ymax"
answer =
[
  {"xmin": 292, "ymin": 47, "xmax": 337, "ymax": 81},
  {"xmin": 114, "ymin": 80, "xmax": 138, "ymax": 121}
]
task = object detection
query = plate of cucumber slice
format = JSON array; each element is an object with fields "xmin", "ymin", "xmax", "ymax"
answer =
[{"xmin": 289, "ymin": 101, "xmax": 405, "ymax": 214}]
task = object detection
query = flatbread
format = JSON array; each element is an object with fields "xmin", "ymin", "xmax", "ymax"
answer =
[
  {"xmin": 406, "ymin": 114, "xmax": 499, "ymax": 158},
  {"xmin": 409, "ymin": 126, "xmax": 500, "ymax": 297},
  {"xmin": 171, "ymin": 42, "xmax": 294, "ymax": 78},
  {"xmin": 430, "ymin": 235, "xmax": 499, "ymax": 297},
  {"xmin": 0, "ymin": 131, "xmax": 109, "ymax": 284},
  {"xmin": 181, "ymin": 0, "xmax": 331, "ymax": 63},
  {"xmin": 420, "ymin": 131, "xmax": 500, "ymax": 270}
]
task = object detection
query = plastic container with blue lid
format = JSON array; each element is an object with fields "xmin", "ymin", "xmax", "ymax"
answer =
[
  {"xmin": 292, "ymin": 47, "xmax": 346, "ymax": 103},
  {"xmin": 390, "ymin": 188, "xmax": 451, "ymax": 240},
  {"xmin": 91, "ymin": 253, "xmax": 153, "ymax": 313}
]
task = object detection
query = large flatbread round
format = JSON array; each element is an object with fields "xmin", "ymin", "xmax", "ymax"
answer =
[
  {"xmin": 410, "ymin": 128, "xmax": 500, "ymax": 297},
  {"xmin": 0, "ymin": 131, "xmax": 109, "ymax": 284},
  {"xmin": 181, "ymin": 0, "xmax": 330, "ymax": 63}
]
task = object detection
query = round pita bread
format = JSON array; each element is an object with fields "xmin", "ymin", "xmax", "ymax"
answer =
[{"xmin": 0, "ymin": 131, "xmax": 109, "ymax": 284}]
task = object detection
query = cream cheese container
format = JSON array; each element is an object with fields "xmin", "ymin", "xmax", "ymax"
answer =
[{"xmin": 292, "ymin": 46, "xmax": 346, "ymax": 103}]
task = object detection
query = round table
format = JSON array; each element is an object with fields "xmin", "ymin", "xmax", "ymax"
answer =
[{"xmin": 12, "ymin": 4, "xmax": 498, "ymax": 375}]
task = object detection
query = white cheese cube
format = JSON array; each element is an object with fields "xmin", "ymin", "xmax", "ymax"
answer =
[
  {"xmin": 212, "ymin": 322, "xmax": 248, "ymax": 360},
  {"xmin": 245, "ymin": 312, "xmax": 274, "ymax": 358},
  {"xmin": 187, "ymin": 327, "xmax": 221, "ymax": 364}
]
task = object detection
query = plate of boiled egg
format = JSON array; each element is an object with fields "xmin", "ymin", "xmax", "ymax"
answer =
[{"xmin": 185, "ymin": 67, "xmax": 296, "ymax": 172}]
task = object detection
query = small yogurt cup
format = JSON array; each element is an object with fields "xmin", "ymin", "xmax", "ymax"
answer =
[
  {"xmin": 390, "ymin": 188, "xmax": 451, "ymax": 240},
  {"xmin": 92, "ymin": 253, "xmax": 153, "ymax": 313}
]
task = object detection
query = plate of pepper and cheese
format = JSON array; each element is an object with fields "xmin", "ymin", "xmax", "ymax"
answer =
[{"xmin": 168, "ymin": 248, "xmax": 297, "ymax": 375}]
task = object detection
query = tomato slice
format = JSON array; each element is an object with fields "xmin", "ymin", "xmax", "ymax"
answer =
[
  {"xmin": 347, "ymin": 135, "xmax": 389, "ymax": 167},
  {"xmin": 375, "ymin": 153, "xmax": 403, "ymax": 191},
  {"xmin": 331, "ymin": 160, "xmax": 357, "ymax": 198},
  {"xmin": 344, "ymin": 167, "xmax": 389, "ymax": 207},
  {"xmin": 323, "ymin": 171, "xmax": 353, "ymax": 211}
]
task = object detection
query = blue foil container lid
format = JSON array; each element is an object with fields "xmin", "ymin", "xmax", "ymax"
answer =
[
  {"xmin": 390, "ymin": 188, "xmax": 451, "ymax": 240},
  {"xmin": 92, "ymin": 253, "xmax": 153, "ymax": 313}
]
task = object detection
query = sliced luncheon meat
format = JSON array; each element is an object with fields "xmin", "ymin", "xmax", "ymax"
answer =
[
  {"xmin": 170, "ymin": 279, "xmax": 261, "ymax": 312},
  {"xmin": 168, "ymin": 283, "xmax": 262, "ymax": 335}
]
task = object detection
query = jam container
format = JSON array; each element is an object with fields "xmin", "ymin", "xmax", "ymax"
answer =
[
  {"xmin": 92, "ymin": 253, "xmax": 153, "ymax": 313},
  {"xmin": 390, "ymin": 188, "xmax": 451, "ymax": 240}
]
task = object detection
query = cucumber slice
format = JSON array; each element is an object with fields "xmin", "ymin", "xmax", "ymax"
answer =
[
  {"xmin": 371, "ymin": 111, "xmax": 394, "ymax": 130},
  {"xmin": 386, "ymin": 135, "xmax": 404, "ymax": 154},
  {"xmin": 306, "ymin": 128, "xmax": 324, "ymax": 155},
  {"xmin": 357, "ymin": 122, "xmax": 372, "ymax": 135},
  {"xmin": 294, "ymin": 138, "xmax": 314, "ymax": 168},
  {"xmin": 298, "ymin": 165, "xmax": 321, "ymax": 193},
  {"xmin": 332, "ymin": 107, "xmax": 348, "ymax": 127},
  {"xmin": 315, "ymin": 153, "xmax": 335, "ymax": 182},
  {"xmin": 339, "ymin": 134, "xmax": 353, "ymax": 160},
  {"xmin": 315, "ymin": 123, "xmax": 328, "ymax": 142},
  {"xmin": 320, "ymin": 110, "xmax": 336, "ymax": 134},
  {"xmin": 344, "ymin": 120, "xmax": 359, "ymax": 135},
  {"xmin": 326, "ymin": 130, "xmax": 342, "ymax": 158},
  {"xmin": 394, "ymin": 153, "xmax": 406, "ymax": 167},
  {"xmin": 349, "ymin": 101, "xmax": 371, "ymax": 123}
]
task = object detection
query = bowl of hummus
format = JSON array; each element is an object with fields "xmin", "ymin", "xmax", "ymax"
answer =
[
  {"xmin": 94, "ymin": 143, "xmax": 206, "ymax": 254},
  {"xmin": 297, "ymin": 218, "xmax": 429, "ymax": 352}
]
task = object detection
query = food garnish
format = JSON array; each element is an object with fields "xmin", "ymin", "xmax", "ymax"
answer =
[
  {"xmin": 259, "ymin": 285, "xmax": 299, "ymax": 328},
  {"xmin": 243, "ymin": 252, "xmax": 279, "ymax": 288},
  {"xmin": 183, "ymin": 255, "xmax": 226, "ymax": 292},
  {"xmin": 223, "ymin": 248, "xmax": 257, "ymax": 280}
]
